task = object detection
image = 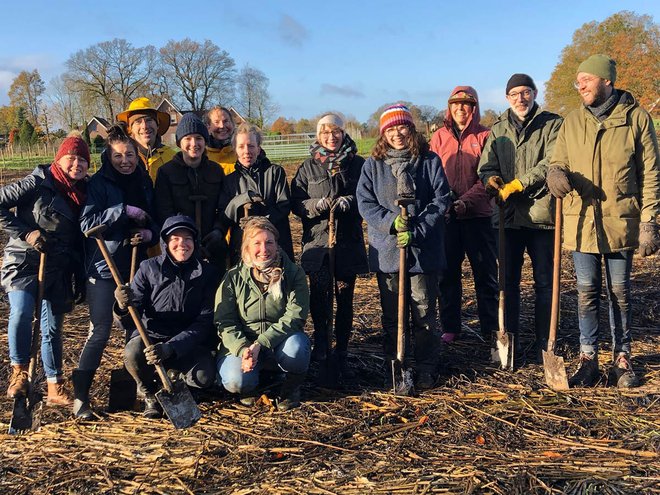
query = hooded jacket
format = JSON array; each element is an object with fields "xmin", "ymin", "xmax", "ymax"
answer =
[
  {"xmin": 429, "ymin": 86, "xmax": 492, "ymax": 219},
  {"xmin": 139, "ymin": 142, "xmax": 177, "ymax": 183},
  {"xmin": 550, "ymin": 90, "xmax": 660, "ymax": 253}
]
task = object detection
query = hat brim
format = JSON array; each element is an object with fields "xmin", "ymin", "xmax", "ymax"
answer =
[
  {"xmin": 116, "ymin": 109, "xmax": 171, "ymax": 136},
  {"xmin": 448, "ymin": 97, "xmax": 477, "ymax": 105}
]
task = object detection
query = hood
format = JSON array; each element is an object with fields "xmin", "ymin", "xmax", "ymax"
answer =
[
  {"xmin": 159, "ymin": 214, "xmax": 201, "ymax": 265},
  {"xmin": 444, "ymin": 85, "xmax": 482, "ymax": 130}
]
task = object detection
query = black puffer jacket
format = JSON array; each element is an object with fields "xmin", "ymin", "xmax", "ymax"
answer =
[
  {"xmin": 0, "ymin": 165, "xmax": 85, "ymax": 313},
  {"xmin": 291, "ymin": 154, "xmax": 368, "ymax": 277}
]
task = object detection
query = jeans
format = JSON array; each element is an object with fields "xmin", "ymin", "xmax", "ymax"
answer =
[
  {"xmin": 439, "ymin": 217, "xmax": 498, "ymax": 338},
  {"xmin": 572, "ymin": 250, "xmax": 633, "ymax": 358},
  {"xmin": 377, "ymin": 272, "xmax": 440, "ymax": 372},
  {"xmin": 77, "ymin": 277, "xmax": 116, "ymax": 371},
  {"xmin": 217, "ymin": 332, "xmax": 311, "ymax": 394},
  {"xmin": 498, "ymin": 228, "xmax": 553, "ymax": 342},
  {"xmin": 7, "ymin": 290, "xmax": 64, "ymax": 380},
  {"xmin": 124, "ymin": 336, "xmax": 216, "ymax": 394}
]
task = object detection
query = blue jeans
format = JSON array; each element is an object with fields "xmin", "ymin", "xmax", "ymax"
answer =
[
  {"xmin": 7, "ymin": 290, "xmax": 64, "ymax": 380},
  {"xmin": 77, "ymin": 277, "xmax": 116, "ymax": 371},
  {"xmin": 216, "ymin": 332, "xmax": 311, "ymax": 394},
  {"xmin": 572, "ymin": 251, "xmax": 633, "ymax": 358}
]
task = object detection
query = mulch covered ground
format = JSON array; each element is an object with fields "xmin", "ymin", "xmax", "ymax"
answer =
[{"xmin": 0, "ymin": 168, "xmax": 658, "ymax": 494}]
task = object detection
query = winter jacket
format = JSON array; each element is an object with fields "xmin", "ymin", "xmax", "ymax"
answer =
[
  {"xmin": 117, "ymin": 216, "xmax": 222, "ymax": 358},
  {"xmin": 0, "ymin": 165, "xmax": 85, "ymax": 314},
  {"xmin": 429, "ymin": 85, "xmax": 492, "ymax": 219},
  {"xmin": 206, "ymin": 145, "xmax": 237, "ymax": 176},
  {"xmin": 291, "ymin": 153, "xmax": 368, "ymax": 277},
  {"xmin": 219, "ymin": 154, "xmax": 294, "ymax": 262},
  {"xmin": 215, "ymin": 251, "xmax": 309, "ymax": 358},
  {"xmin": 80, "ymin": 152, "xmax": 159, "ymax": 281},
  {"xmin": 478, "ymin": 104, "xmax": 563, "ymax": 229},
  {"xmin": 357, "ymin": 151, "xmax": 451, "ymax": 274},
  {"xmin": 140, "ymin": 144, "xmax": 177, "ymax": 183},
  {"xmin": 154, "ymin": 152, "xmax": 224, "ymax": 237},
  {"xmin": 550, "ymin": 90, "xmax": 660, "ymax": 253}
]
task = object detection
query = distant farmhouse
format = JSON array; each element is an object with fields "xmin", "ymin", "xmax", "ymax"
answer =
[{"xmin": 86, "ymin": 99, "xmax": 246, "ymax": 147}]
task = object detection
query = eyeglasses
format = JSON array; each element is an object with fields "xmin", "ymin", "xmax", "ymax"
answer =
[
  {"xmin": 507, "ymin": 89, "xmax": 533, "ymax": 100},
  {"xmin": 384, "ymin": 125, "xmax": 410, "ymax": 136},
  {"xmin": 319, "ymin": 129, "xmax": 343, "ymax": 138},
  {"xmin": 573, "ymin": 76, "xmax": 597, "ymax": 90}
]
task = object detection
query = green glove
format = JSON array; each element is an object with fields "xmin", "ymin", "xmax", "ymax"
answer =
[
  {"xmin": 393, "ymin": 214, "xmax": 410, "ymax": 232},
  {"xmin": 396, "ymin": 231, "xmax": 412, "ymax": 248}
]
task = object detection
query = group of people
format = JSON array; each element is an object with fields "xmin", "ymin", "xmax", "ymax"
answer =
[{"xmin": 1, "ymin": 54, "xmax": 658, "ymax": 421}]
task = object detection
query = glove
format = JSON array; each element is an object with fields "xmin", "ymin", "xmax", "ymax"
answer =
[
  {"xmin": 485, "ymin": 176, "xmax": 504, "ymax": 197},
  {"xmin": 546, "ymin": 166, "xmax": 573, "ymax": 198},
  {"xmin": 129, "ymin": 229, "xmax": 152, "ymax": 246},
  {"xmin": 316, "ymin": 197, "xmax": 333, "ymax": 213},
  {"xmin": 452, "ymin": 200, "xmax": 467, "ymax": 216},
  {"xmin": 114, "ymin": 283, "xmax": 134, "ymax": 310},
  {"xmin": 498, "ymin": 179, "xmax": 524, "ymax": 203},
  {"xmin": 144, "ymin": 342, "xmax": 174, "ymax": 366},
  {"xmin": 125, "ymin": 205, "xmax": 148, "ymax": 225},
  {"xmin": 248, "ymin": 191, "xmax": 264, "ymax": 204},
  {"xmin": 393, "ymin": 214, "xmax": 410, "ymax": 233},
  {"xmin": 26, "ymin": 230, "xmax": 52, "ymax": 253},
  {"xmin": 335, "ymin": 196, "xmax": 350, "ymax": 212},
  {"xmin": 396, "ymin": 231, "xmax": 412, "ymax": 248},
  {"xmin": 202, "ymin": 229, "xmax": 227, "ymax": 254},
  {"xmin": 638, "ymin": 222, "xmax": 660, "ymax": 257}
]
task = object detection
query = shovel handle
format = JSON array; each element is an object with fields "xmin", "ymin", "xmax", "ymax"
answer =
[
  {"xmin": 396, "ymin": 205, "xmax": 409, "ymax": 362},
  {"xmin": 548, "ymin": 197, "xmax": 562, "ymax": 351},
  {"xmin": 497, "ymin": 204, "xmax": 506, "ymax": 333},
  {"xmin": 327, "ymin": 206, "xmax": 336, "ymax": 354},
  {"xmin": 130, "ymin": 245, "xmax": 138, "ymax": 282},
  {"xmin": 27, "ymin": 253, "xmax": 47, "ymax": 386},
  {"xmin": 91, "ymin": 232, "xmax": 174, "ymax": 393}
]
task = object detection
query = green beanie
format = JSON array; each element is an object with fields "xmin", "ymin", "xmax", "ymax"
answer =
[{"xmin": 577, "ymin": 54, "xmax": 616, "ymax": 84}]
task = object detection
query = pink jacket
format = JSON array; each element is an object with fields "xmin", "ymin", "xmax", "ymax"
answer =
[{"xmin": 429, "ymin": 86, "xmax": 492, "ymax": 219}]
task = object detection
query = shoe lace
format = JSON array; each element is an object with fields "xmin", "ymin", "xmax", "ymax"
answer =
[{"xmin": 615, "ymin": 354, "xmax": 632, "ymax": 371}]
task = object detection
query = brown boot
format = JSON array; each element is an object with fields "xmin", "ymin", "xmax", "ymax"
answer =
[
  {"xmin": 46, "ymin": 377, "xmax": 72, "ymax": 406},
  {"xmin": 7, "ymin": 364, "xmax": 29, "ymax": 398}
]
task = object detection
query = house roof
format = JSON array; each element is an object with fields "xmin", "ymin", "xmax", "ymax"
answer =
[{"xmin": 87, "ymin": 116, "xmax": 111, "ymax": 129}]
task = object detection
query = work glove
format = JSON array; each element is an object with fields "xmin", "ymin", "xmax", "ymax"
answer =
[
  {"xmin": 638, "ymin": 222, "xmax": 660, "ymax": 257},
  {"xmin": 202, "ymin": 229, "xmax": 227, "ymax": 254},
  {"xmin": 114, "ymin": 283, "xmax": 134, "ymax": 311},
  {"xmin": 129, "ymin": 229, "xmax": 152, "ymax": 246},
  {"xmin": 335, "ymin": 196, "xmax": 350, "ymax": 212},
  {"xmin": 125, "ymin": 205, "xmax": 149, "ymax": 226},
  {"xmin": 498, "ymin": 179, "xmax": 524, "ymax": 203},
  {"xmin": 452, "ymin": 200, "xmax": 467, "ymax": 216},
  {"xmin": 144, "ymin": 342, "xmax": 174, "ymax": 366},
  {"xmin": 396, "ymin": 231, "xmax": 412, "ymax": 248},
  {"xmin": 393, "ymin": 214, "xmax": 410, "ymax": 233},
  {"xmin": 546, "ymin": 166, "xmax": 573, "ymax": 198},
  {"xmin": 26, "ymin": 230, "xmax": 52, "ymax": 253},
  {"xmin": 485, "ymin": 176, "xmax": 504, "ymax": 197},
  {"xmin": 247, "ymin": 191, "xmax": 264, "ymax": 204},
  {"xmin": 316, "ymin": 197, "xmax": 333, "ymax": 213}
]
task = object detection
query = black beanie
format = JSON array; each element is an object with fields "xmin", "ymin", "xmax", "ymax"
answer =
[
  {"xmin": 176, "ymin": 113, "xmax": 210, "ymax": 146},
  {"xmin": 506, "ymin": 74, "xmax": 537, "ymax": 94}
]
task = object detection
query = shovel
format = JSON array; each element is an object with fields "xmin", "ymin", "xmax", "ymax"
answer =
[
  {"xmin": 542, "ymin": 197, "xmax": 569, "ymax": 390},
  {"xmin": 491, "ymin": 204, "xmax": 514, "ymax": 369},
  {"xmin": 9, "ymin": 252, "xmax": 46, "ymax": 434},
  {"xmin": 85, "ymin": 224, "xmax": 201, "ymax": 429},
  {"xmin": 189, "ymin": 194, "xmax": 207, "ymax": 234},
  {"xmin": 392, "ymin": 197, "xmax": 415, "ymax": 396}
]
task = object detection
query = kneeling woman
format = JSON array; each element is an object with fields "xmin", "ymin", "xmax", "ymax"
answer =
[
  {"xmin": 114, "ymin": 215, "xmax": 221, "ymax": 418},
  {"xmin": 215, "ymin": 217, "xmax": 310, "ymax": 411}
]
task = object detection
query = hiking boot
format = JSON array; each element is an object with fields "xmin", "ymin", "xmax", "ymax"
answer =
[
  {"xmin": 7, "ymin": 364, "xmax": 29, "ymax": 398},
  {"xmin": 277, "ymin": 372, "xmax": 305, "ymax": 411},
  {"xmin": 440, "ymin": 332, "xmax": 458, "ymax": 344},
  {"xmin": 46, "ymin": 377, "xmax": 72, "ymax": 406},
  {"xmin": 416, "ymin": 371, "xmax": 436, "ymax": 391},
  {"xmin": 610, "ymin": 353, "xmax": 639, "ymax": 388},
  {"xmin": 569, "ymin": 353, "xmax": 599, "ymax": 388},
  {"xmin": 72, "ymin": 369, "xmax": 96, "ymax": 420},
  {"xmin": 143, "ymin": 394, "xmax": 163, "ymax": 419}
]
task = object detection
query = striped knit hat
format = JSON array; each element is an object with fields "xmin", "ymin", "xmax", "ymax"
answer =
[{"xmin": 379, "ymin": 104, "xmax": 414, "ymax": 135}]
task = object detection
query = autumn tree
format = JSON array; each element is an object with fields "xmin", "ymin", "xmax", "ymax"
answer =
[
  {"xmin": 8, "ymin": 70, "xmax": 45, "ymax": 125},
  {"xmin": 366, "ymin": 101, "xmax": 425, "ymax": 136},
  {"xmin": 545, "ymin": 11, "xmax": 660, "ymax": 115},
  {"xmin": 294, "ymin": 118, "xmax": 314, "ymax": 134},
  {"xmin": 236, "ymin": 65, "xmax": 276, "ymax": 128},
  {"xmin": 480, "ymin": 109, "xmax": 499, "ymax": 129},
  {"xmin": 418, "ymin": 105, "xmax": 441, "ymax": 135},
  {"xmin": 271, "ymin": 117, "xmax": 294, "ymax": 135}
]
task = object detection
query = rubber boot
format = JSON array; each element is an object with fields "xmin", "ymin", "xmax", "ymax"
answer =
[
  {"xmin": 72, "ymin": 369, "xmax": 96, "ymax": 420},
  {"xmin": 46, "ymin": 376, "xmax": 72, "ymax": 406},
  {"xmin": 143, "ymin": 394, "xmax": 163, "ymax": 419},
  {"xmin": 277, "ymin": 373, "xmax": 305, "ymax": 411},
  {"xmin": 7, "ymin": 364, "xmax": 29, "ymax": 398}
]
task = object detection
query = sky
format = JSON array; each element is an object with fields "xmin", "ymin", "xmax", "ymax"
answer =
[{"xmin": 0, "ymin": 0, "xmax": 658, "ymax": 124}]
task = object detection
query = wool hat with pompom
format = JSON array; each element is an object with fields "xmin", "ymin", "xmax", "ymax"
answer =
[{"xmin": 379, "ymin": 104, "xmax": 415, "ymax": 135}]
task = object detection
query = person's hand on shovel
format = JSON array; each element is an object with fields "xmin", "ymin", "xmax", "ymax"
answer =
[
  {"xmin": 392, "ymin": 214, "xmax": 409, "ymax": 233},
  {"xmin": 396, "ymin": 231, "xmax": 413, "ymax": 248},
  {"xmin": 125, "ymin": 205, "xmax": 149, "ymax": 226},
  {"xmin": 26, "ymin": 229, "xmax": 52, "ymax": 253},
  {"xmin": 241, "ymin": 342, "xmax": 261, "ymax": 373},
  {"xmin": 129, "ymin": 229, "xmax": 152, "ymax": 246},
  {"xmin": 144, "ymin": 342, "xmax": 174, "ymax": 366},
  {"xmin": 114, "ymin": 283, "xmax": 135, "ymax": 311}
]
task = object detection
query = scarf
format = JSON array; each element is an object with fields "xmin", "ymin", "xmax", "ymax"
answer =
[
  {"xmin": 586, "ymin": 89, "xmax": 619, "ymax": 122},
  {"xmin": 209, "ymin": 135, "xmax": 232, "ymax": 149},
  {"xmin": 309, "ymin": 134, "xmax": 357, "ymax": 197},
  {"xmin": 245, "ymin": 250, "xmax": 283, "ymax": 300},
  {"xmin": 49, "ymin": 162, "xmax": 87, "ymax": 215},
  {"xmin": 384, "ymin": 148, "xmax": 418, "ymax": 197}
]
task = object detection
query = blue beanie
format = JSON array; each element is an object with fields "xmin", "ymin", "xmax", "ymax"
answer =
[{"xmin": 176, "ymin": 113, "xmax": 209, "ymax": 146}]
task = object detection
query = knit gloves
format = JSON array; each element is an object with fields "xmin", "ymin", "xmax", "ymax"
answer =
[
  {"xmin": 638, "ymin": 222, "xmax": 660, "ymax": 257},
  {"xmin": 547, "ymin": 166, "xmax": 573, "ymax": 198}
]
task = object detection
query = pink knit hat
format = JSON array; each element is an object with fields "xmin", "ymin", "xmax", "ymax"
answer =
[{"xmin": 379, "ymin": 104, "xmax": 414, "ymax": 135}]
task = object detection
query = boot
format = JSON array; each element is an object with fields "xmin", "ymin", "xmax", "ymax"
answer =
[
  {"xmin": 610, "ymin": 353, "xmax": 639, "ymax": 388},
  {"xmin": 72, "ymin": 369, "xmax": 95, "ymax": 420},
  {"xmin": 143, "ymin": 394, "xmax": 163, "ymax": 419},
  {"xmin": 277, "ymin": 373, "xmax": 305, "ymax": 411},
  {"xmin": 569, "ymin": 353, "xmax": 599, "ymax": 388},
  {"xmin": 46, "ymin": 377, "xmax": 72, "ymax": 406},
  {"xmin": 336, "ymin": 351, "xmax": 355, "ymax": 381},
  {"xmin": 310, "ymin": 330, "xmax": 328, "ymax": 362},
  {"xmin": 7, "ymin": 364, "xmax": 29, "ymax": 398}
]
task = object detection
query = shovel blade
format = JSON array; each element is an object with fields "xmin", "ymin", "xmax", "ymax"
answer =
[
  {"xmin": 8, "ymin": 397, "xmax": 31, "ymax": 434},
  {"xmin": 155, "ymin": 379, "xmax": 201, "ymax": 429},
  {"xmin": 391, "ymin": 359, "xmax": 414, "ymax": 396},
  {"xmin": 542, "ymin": 350, "xmax": 570, "ymax": 391},
  {"xmin": 491, "ymin": 331, "xmax": 515, "ymax": 370},
  {"xmin": 108, "ymin": 367, "xmax": 137, "ymax": 412}
]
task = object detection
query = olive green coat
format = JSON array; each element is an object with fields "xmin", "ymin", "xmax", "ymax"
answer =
[{"xmin": 550, "ymin": 90, "xmax": 660, "ymax": 253}]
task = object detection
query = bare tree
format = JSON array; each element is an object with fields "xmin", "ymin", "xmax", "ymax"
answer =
[
  {"xmin": 159, "ymin": 38, "xmax": 235, "ymax": 112},
  {"xmin": 8, "ymin": 70, "xmax": 45, "ymax": 125},
  {"xmin": 236, "ymin": 64, "xmax": 277, "ymax": 128}
]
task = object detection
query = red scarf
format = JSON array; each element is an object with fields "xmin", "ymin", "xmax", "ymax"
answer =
[{"xmin": 49, "ymin": 162, "xmax": 87, "ymax": 214}]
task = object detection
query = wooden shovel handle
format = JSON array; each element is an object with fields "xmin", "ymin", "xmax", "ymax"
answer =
[
  {"xmin": 27, "ymin": 252, "xmax": 47, "ymax": 384},
  {"xmin": 396, "ymin": 206, "xmax": 409, "ymax": 362},
  {"xmin": 130, "ymin": 245, "xmax": 138, "ymax": 282},
  {"xmin": 498, "ymin": 204, "xmax": 506, "ymax": 333},
  {"xmin": 548, "ymin": 197, "xmax": 562, "ymax": 351}
]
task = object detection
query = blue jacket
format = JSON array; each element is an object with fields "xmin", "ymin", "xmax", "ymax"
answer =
[
  {"xmin": 357, "ymin": 151, "xmax": 450, "ymax": 274},
  {"xmin": 80, "ymin": 151, "xmax": 158, "ymax": 280}
]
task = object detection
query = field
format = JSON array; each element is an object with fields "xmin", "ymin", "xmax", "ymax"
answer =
[{"xmin": 0, "ymin": 167, "xmax": 658, "ymax": 494}]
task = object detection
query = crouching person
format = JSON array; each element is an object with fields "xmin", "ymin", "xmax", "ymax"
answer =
[
  {"xmin": 114, "ymin": 215, "xmax": 221, "ymax": 418},
  {"xmin": 215, "ymin": 217, "xmax": 311, "ymax": 411}
]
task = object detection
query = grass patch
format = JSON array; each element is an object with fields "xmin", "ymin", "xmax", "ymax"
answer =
[{"xmin": 1, "ymin": 153, "xmax": 103, "ymax": 172}]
